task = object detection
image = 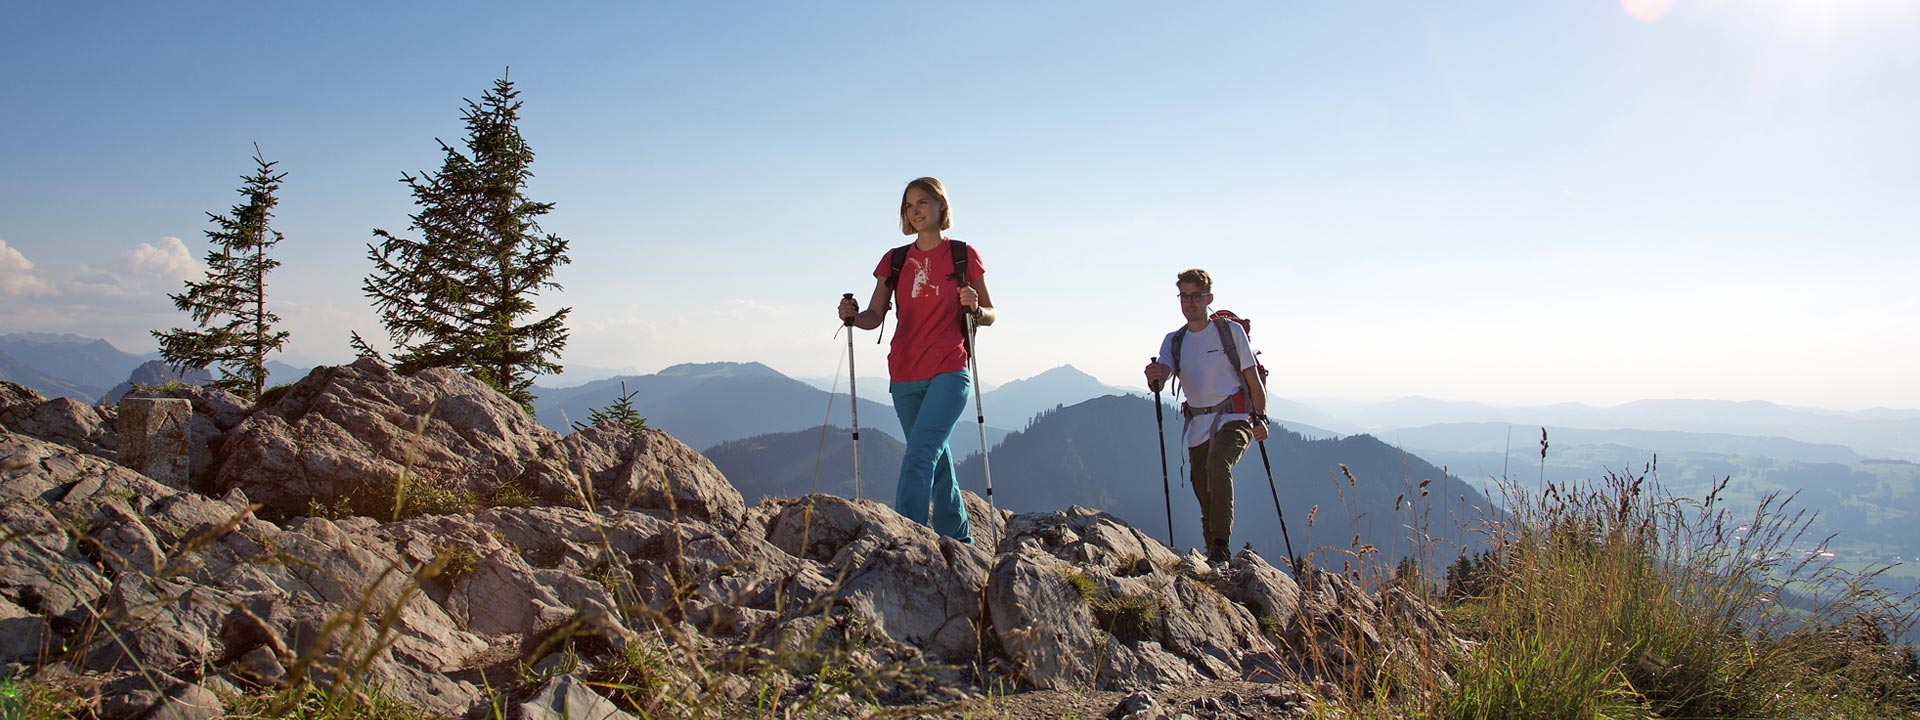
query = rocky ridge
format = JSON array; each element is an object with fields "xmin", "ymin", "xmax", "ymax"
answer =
[{"xmin": 0, "ymin": 360, "xmax": 1458, "ymax": 719}]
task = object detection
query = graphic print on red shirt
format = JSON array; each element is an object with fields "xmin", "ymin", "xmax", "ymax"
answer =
[{"xmin": 870, "ymin": 238, "xmax": 985, "ymax": 383}]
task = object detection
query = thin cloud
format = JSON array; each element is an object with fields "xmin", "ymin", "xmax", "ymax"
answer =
[
  {"xmin": 0, "ymin": 239, "xmax": 58, "ymax": 297},
  {"xmin": 61, "ymin": 236, "xmax": 203, "ymax": 300},
  {"xmin": 127, "ymin": 236, "xmax": 199, "ymax": 283}
]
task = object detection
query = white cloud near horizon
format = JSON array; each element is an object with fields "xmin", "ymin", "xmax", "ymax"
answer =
[
  {"xmin": 0, "ymin": 239, "xmax": 58, "ymax": 297},
  {"xmin": 0, "ymin": 237, "xmax": 208, "ymax": 353},
  {"xmin": 49, "ymin": 236, "xmax": 202, "ymax": 302},
  {"xmin": 127, "ymin": 237, "xmax": 200, "ymax": 286}
]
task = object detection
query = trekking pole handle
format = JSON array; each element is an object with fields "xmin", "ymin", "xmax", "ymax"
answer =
[
  {"xmin": 1147, "ymin": 357, "xmax": 1166, "ymax": 393},
  {"xmin": 841, "ymin": 293, "xmax": 857, "ymax": 327}
]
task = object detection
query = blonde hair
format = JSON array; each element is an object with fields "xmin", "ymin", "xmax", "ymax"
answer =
[
  {"xmin": 899, "ymin": 177, "xmax": 953, "ymax": 235},
  {"xmin": 1177, "ymin": 268, "xmax": 1213, "ymax": 294}
]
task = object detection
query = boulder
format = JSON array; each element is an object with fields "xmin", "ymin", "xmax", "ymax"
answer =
[
  {"xmin": 0, "ymin": 382, "xmax": 112, "ymax": 458},
  {"xmin": 116, "ymin": 398, "xmax": 191, "ymax": 489},
  {"xmin": 523, "ymin": 422, "xmax": 745, "ymax": 527},
  {"xmin": 518, "ymin": 674, "xmax": 638, "ymax": 720},
  {"xmin": 124, "ymin": 383, "xmax": 252, "ymax": 486},
  {"xmin": 209, "ymin": 358, "xmax": 557, "ymax": 519},
  {"xmin": 986, "ymin": 506, "xmax": 1277, "ymax": 691},
  {"xmin": 763, "ymin": 494, "xmax": 992, "ymax": 662}
]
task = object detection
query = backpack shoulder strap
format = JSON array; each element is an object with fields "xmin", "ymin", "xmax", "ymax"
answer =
[
  {"xmin": 884, "ymin": 244, "xmax": 912, "ymax": 290},
  {"xmin": 1215, "ymin": 317, "xmax": 1243, "ymax": 371},
  {"xmin": 948, "ymin": 239, "xmax": 969, "ymax": 283},
  {"xmin": 1169, "ymin": 326, "xmax": 1186, "ymax": 377},
  {"xmin": 1216, "ymin": 317, "xmax": 1256, "ymax": 406}
]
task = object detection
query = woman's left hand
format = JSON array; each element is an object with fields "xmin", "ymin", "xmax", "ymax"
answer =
[{"xmin": 958, "ymin": 286, "xmax": 980, "ymax": 313}]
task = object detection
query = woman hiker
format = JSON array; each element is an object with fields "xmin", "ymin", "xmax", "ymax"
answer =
[{"xmin": 837, "ymin": 177, "xmax": 994, "ymax": 543}]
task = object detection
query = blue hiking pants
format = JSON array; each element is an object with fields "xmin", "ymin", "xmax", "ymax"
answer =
[{"xmin": 890, "ymin": 369, "xmax": 974, "ymax": 541}]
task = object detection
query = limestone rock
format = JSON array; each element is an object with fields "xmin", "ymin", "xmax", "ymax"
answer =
[
  {"xmin": 987, "ymin": 506, "xmax": 1277, "ymax": 691},
  {"xmin": 0, "ymin": 382, "xmax": 112, "ymax": 458},
  {"xmin": 124, "ymin": 383, "xmax": 252, "ymax": 486},
  {"xmin": 519, "ymin": 673, "xmax": 639, "ymax": 720},
  {"xmin": 116, "ymin": 398, "xmax": 191, "ymax": 489},
  {"xmin": 524, "ymin": 422, "xmax": 745, "ymax": 526},
  {"xmin": 210, "ymin": 358, "xmax": 556, "ymax": 518},
  {"xmin": 757, "ymin": 494, "xmax": 995, "ymax": 661}
]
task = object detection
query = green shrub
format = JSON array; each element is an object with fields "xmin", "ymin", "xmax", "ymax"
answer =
[
  {"xmin": 254, "ymin": 383, "xmax": 293, "ymax": 409},
  {"xmin": 1441, "ymin": 468, "xmax": 1920, "ymax": 719},
  {"xmin": 1060, "ymin": 569, "xmax": 1099, "ymax": 601},
  {"xmin": 1090, "ymin": 593, "xmax": 1165, "ymax": 643},
  {"xmin": 224, "ymin": 683, "xmax": 438, "ymax": 720},
  {"xmin": 392, "ymin": 476, "xmax": 473, "ymax": 520},
  {"xmin": 0, "ymin": 677, "xmax": 85, "ymax": 719}
]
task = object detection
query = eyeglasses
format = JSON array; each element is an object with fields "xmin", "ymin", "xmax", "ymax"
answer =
[{"xmin": 1177, "ymin": 292, "xmax": 1209, "ymax": 303}]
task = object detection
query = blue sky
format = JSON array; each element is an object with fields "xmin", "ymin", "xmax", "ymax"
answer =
[{"xmin": 3, "ymin": 2, "xmax": 1915, "ymax": 410}]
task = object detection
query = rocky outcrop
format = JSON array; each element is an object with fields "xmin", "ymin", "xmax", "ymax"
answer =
[
  {"xmin": 986, "ymin": 506, "xmax": 1285, "ymax": 691},
  {"xmin": 116, "ymin": 398, "xmax": 191, "ymax": 489},
  {"xmin": 523, "ymin": 422, "xmax": 746, "ymax": 527},
  {"xmin": 124, "ymin": 384, "xmax": 252, "ymax": 486},
  {"xmin": 0, "ymin": 381, "xmax": 113, "ymax": 458},
  {"xmin": 207, "ymin": 359, "xmax": 746, "ymax": 525},
  {"xmin": 0, "ymin": 359, "xmax": 1453, "ymax": 719},
  {"xmin": 209, "ymin": 359, "xmax": 558, "ymax": 518}
]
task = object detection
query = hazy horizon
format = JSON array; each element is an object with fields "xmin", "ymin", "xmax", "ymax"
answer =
[{"xmin": 5, "ymin": 3, "xmax": 1915, "ymax": 411}]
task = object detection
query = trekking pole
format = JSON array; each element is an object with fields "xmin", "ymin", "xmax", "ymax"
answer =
[
  {"xmin": 1152, "ymin": 368, "xmax": 1174, "ymax": 550},
  {"xmin": 966, "ymin": 310, "xmax": 994, "ymax": 509},
  {"xmin": 1255, "ymin": 439, "xmax": 1298, "ymax": 572},
  {"xmin": 843, "ymin": 293, "xmax": 861, "ymax": 500}
]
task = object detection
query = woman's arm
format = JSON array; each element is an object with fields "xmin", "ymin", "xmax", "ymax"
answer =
[
  {"xmin": 854, "ymin": 277, "xmax": 891, "ymax": 330},
  {"xmin": 962, "ymin": 275, "xmax": 995, "ymax": 326}
]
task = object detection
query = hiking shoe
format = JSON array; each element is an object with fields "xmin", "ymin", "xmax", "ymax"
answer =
[{"xmin": 1207, "ymin": 540, "xmax": 1230, "ymax": 565}]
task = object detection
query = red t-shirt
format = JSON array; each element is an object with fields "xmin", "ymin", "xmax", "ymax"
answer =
[{"xmin": 871, "ymin": 238, "xmax": 985, "ymax": 383}]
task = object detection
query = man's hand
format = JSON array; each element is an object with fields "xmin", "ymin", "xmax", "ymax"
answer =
[
  {"xmin": 1144, "ymin": 360, "xmax": 1171, "ymax": 392},
  {"xmin": 1252, "ymin": 418, "xmax": 1270, "ymax": 442}
]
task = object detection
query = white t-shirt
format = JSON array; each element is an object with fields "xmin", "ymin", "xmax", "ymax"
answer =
[{"xmin": 1156, "ymin": 320, "xmax": 1258, "ymax": 448}]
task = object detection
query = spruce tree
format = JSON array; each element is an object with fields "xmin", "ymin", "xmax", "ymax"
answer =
[
  {"xmin": 153, "ymin": 145, "xmax": 290, "ymax": 400},
  {"xmin": 361, "ymin": 71, "xmax": 570, "ymax": 410}
]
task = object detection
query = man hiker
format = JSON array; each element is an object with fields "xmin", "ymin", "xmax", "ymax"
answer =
[{"xmin": 1144, "ymin": 268, "xmax": 1270, "ymax": 564}]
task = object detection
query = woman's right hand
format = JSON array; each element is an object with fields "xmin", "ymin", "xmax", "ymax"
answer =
[{"xmin": 838, "ymin": 295, "xmax": 859, "ymax": 323}]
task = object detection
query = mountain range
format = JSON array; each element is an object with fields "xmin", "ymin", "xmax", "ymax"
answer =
[
  {"xmin": 0, "ymin": 333, "xmax": 149, "ymax": 401},
  {"xmin": 706, "ymin": 425, "xmax": 908, "ymax": 506},
  {"xmin": 954, "ymin": 394, "xmax": 1494, "ymax": 564},
  {"xmin": 1309, "ymin": 395, "xmax": 1919, "ymax": 461},
  {"xmin": 0, "ymin": 333, "xmax": 313, "ymax": 403},
  {"xmin": 530, "ymin": 362, "xmax": 1013, "ymax": 454},
  {"xmin": 703, "ymin": 395, "xmax": 1494, "ymax": 567}
]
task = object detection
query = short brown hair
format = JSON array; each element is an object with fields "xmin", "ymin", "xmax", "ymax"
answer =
[
  {"xmin": 1177, "ymin": 268, "xmax": 1213, "ymax": 294},
  {"xmin": 899, "ymin": 177, "xmax": 953, "ymax": 235}
]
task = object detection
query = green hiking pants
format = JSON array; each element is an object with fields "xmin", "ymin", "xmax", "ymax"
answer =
[{"xmin": 1188, "ymin": 419, "xmax": 1254, "ymax": 548}]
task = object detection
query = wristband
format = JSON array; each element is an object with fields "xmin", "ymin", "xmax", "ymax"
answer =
[{"xmin": 1249, "ymin": 412, "xmax": 1269, "ymax": 425}]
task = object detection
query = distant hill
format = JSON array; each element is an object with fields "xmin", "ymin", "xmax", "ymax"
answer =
[
  {"xmin": 706, "ymin": 425, "xmax": 907, "ymax": 506},
  {"xmin": 0, "ymin": 349, "xmax": 102, "ymax": 401},
  {"xmin": 532, "ymin": 363, "xmax": 641, "ymax": 390},
  {"xmin": 977, "ymin": 365, "xmax": 1138, "ymax": 429},
  {"xmin": 0, "ymin": 333, "xmax": 147, "ymax": 399},
  {"xmin": 796, "ymin": 375, "xmax": 896, "ymax": 405},
  {"xmin": 532, "ymin": 361, "xmax": 1013, "ymax": 453},
  {"xmin": 1382, "ymin": 423, "xmax": 1862, "ymax": 465},
  {"xmin": 953, "ymin": 395, "xmax": 1494, "ymax": 565},
  {"xmin": 102, "ymin": 360, "xmax": 214, "ymax": 402},
  {"xmin": 1308, "ymin": 395, "xmax": 1920, "ymax": 462},
  {"xmin": 264, "ymin": 359, "xmax": 311, "ymax": 388}
]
